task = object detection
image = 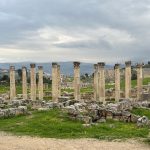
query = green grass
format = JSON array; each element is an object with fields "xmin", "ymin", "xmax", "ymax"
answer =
[
  {"xmin": 0, "ymin": 109, "xmax": 149, "ymax": 140},
  {"xmin": 80, "ymin": 86, "xmax": 93, "ymax": 93},
  {"xmin": 61, "ymin": 88, "xmax": 74, "ymax": 93},
  {"xmin": 143, "ymin": 77, "xmax": 150, "ymax": 85},
  {"xmin": 131, "ymin": 108, "xmax": 150, "ymax": 119},
  {"xmin": 0, "ymin": 84, "xmax": 9, "ymax": 94}
]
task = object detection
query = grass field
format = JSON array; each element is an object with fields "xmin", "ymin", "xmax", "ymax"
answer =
[{"xmin": 0, "ymin": 109, "xmax": 149, "ymax": 140}]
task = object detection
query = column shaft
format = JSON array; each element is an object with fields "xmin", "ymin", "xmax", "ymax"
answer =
[
  {"xmin": 10, "ymin": 66, "xmax": 16, "ymax": 100},
  {"xmin": 98, "ymin": 62, "xmax": 105, "ymax": 103},
  {"xmin": 57, "ymin": 65, "xmax": 61, "ymax": 97},
  {"xmin": 38, "ymin": 66, "xmax": 43, "ymax": 100},
  {"xmin": 52, "ymin": 63, "xmax": 59, "ymax": 101},
  {"xmin": 125, "ymin": 61, "xmax": 131, "ymax": 99},
  {"xmin": 73, "ymin": 62, "xmax": 80, "ymax": 100},
  {"xmin": 94, "ymin": 64, "xmax": 98, "ymax": 100},
  {"xmin": 137, "ymin": 64, "xmax": 143, "ymax": 100},
  {"xmin": 22, "ymin": 67, "xmax": 27, "ymax": 99},
  {"xmin": 114, "ymin": 64, "xmax": 120, "ymax": 102},
  {"xmin": 30, "ymin": 64, "xmax": 36, "ymax": 100}
]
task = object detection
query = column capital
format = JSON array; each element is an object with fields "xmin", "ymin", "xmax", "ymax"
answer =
[
  {"xmin": 30, "ymin": 63, "xmax": 36, "ymax": 68},
  {"xmin": 10, "ymin": 66, "xmax": 15, "ymax": 70},
  {"xmin": 38, "ymin": 66, "xmax": 43, "ymax": 70},
  {"xmin": 73, "ymin": 62, "xmax": 80, "ymax": 68},
  {"xmin": 125, "ymin": 61, "xmax": 131, "ymax": 66},
  {"xmin": 114, "ymin": 63, "xmax": 120, "ymax": 69},
  {"xmin": 22, "ymin": 66, "xmax": 27, "ymax": 69},
  {"xmin": 52, "ymin": 62, "xmax": 58, "ymax": 67},
  {"xmin": 97, "ymin": 62, "xmax": 105, "ymax": 67},
  {"xmin": 136, "ymin": 63, "xmax": 143, "ymax": 68}
]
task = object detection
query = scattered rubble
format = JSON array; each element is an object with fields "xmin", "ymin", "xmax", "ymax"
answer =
[{"xmin": 0, "ymin": 95, "xmax": 150, "ymax": 128}]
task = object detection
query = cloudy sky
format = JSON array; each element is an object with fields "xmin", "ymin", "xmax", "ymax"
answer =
[{"xmin": 0, "ymin": 0, "xmax": 150, "ymax": 64}]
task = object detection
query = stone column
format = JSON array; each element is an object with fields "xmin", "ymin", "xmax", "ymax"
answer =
[
  {"xmin": 73, "ymin": 62, "xmax": 80, "ymax": 100},
  {"xmin": 97, "ymin": 62, "xmax": 105, "ymax": 103},
  {"xmin": 30, "ymin": 64, "xmax": 36, "ymax": 100},
  {"xmin": 38, "ymin": 66, "xmax": 43, "ymax": 100},
  {"xmin": 125, "ymin": 61, "xmax": 131, "ymax": 99},
  {"xmin": 52, "ymin": 63, "xmax": 59, "ymax": 102},
  {"xmin": 10, "ymin": 66, "xmax": 16, "ymax": 100},
  {"xmin": 137, "ymin": 63, "xmax": 143, "ymax": 100},
  {"xmin": 114, "ymin": 64, "xmax": 120, "ymax": 102},
  {"xmin": 22, "ymin": 66, "xmax": 27, "ymax": 99},
  {"xmin": 57, "ymin": 65, "xmax": 61, "ymax": 97},
  {"xmin": 94, "ymin": 64, "xmax": 98, "ymax": 100}
]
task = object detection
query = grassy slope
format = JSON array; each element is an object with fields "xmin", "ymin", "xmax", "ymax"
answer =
[{"xmin": 0, "ymin": 109, "xmax": 149, "ymax": 139}]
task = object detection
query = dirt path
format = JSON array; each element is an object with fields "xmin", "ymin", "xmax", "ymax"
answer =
[{"xmin": 0, "ymin": 132, "xmax": 149, "ymax": 150}]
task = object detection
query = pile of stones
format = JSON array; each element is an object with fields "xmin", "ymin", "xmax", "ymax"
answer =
[
  {"xmin": 0, "ymin": 94, "xmax": 150, "ymax": 128},
  {"xmin": 0, "ymin": 106, "xmax": 28, "ymax": 118},
  {"xmin": 61, "ymin": 99, "xmax": 150, "ymax": 127}
]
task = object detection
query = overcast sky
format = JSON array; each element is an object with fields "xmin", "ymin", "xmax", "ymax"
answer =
[{"xmin": 0, "ymin": 0, "xmax": 149, "ymax": 64}]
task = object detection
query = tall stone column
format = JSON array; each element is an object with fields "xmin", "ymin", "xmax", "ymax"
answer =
[
  {"xmin": 97, "ymin": 62, "xmax": 105, "ymax": 103},
  {"xmin": 22, "ymin": 66, "xmax": 27, "ymax": 99},
  {"xmin": 125, "ymin": 61, "xmax": 131, "ymax": 99},
  {"xmin": 10, "ymin": 66, "xmax": 16, "ymax": 100},
  {"xmin": 137, "ymin": 63, "xmax": 143, "ymax": 100},
  {"xmin": 38, "ymin": 66, "xmax": 43, "ymax": 100},
  {"xmin": 52, "ymin": 63, "xmax": 59, "ymax": 102},
  {"xmin": 57, "ymin": 65, "xmax": 61, "ymax": 97},
  {"xmin": 114, "ymin": 64, "xmax": 120, "ymax": 102},
  {"xmin": 30, "ymin": 64, "xmax": 36, "ymax": 100},
  {"xmin": 94, "ymin": 64, "xmax": 98, "ymax": 100},
  {"xmin": 73, "ymin": 62, "xmax": 80, "ymax": 100}
]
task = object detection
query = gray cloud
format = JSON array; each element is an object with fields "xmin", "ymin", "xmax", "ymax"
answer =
[{"xmin": 0, "ymin": 0, "xmax": 149, "ymax": 63}]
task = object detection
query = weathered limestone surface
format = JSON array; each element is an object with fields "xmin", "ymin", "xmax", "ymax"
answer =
[
  {"xmin": 125, "ymin": 61, "xmax": 131, "ymax": 99},
  {"xmin": 97, "ymin": 62, "xmax": 105, "ymax": 103},
  {"xmin": 137, "ymin": 64, "xmax": 143, "ymax": 100},
  {"xmin": 57, "ymin": 65, "xmax": 61, "ymax": 97},
  {"xmin": 52, "ymin": 63, "xmax": 59, "ymax": 102},
  {"xmin": 30, "ymin": 64, "xmax": 36, "ymax": 100},
  {"xmin": 94, "ymin": 64, "xmax": 98, "ymax": 100},
  {"xmin": 38, "ymin": 66, "xmax": 43, "ymax": 100},
  {"xmin": 114, "ymin": 64, "xmax": 120, "ymax": 102},
  {"xmin": 10, "ymin": 66, "xmax": 16, "ymax": 100},
  {"xmin": 73, "ymin": 62, "xmax": 80, "ymax": 100},
  {"xmin": 22, "ymin": 67, "xmax": 27, "ymax": 99}
]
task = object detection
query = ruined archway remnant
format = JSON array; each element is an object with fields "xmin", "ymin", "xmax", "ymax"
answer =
[
  {"xmin": 22, "ymin": 66, "xmax": 27, "ymax": 99},
  {"xmin": 10, "ymin": 66, "xmax": 16, "ymax": 100},
  {"xmin": 30, "ymin": 63, "xmax": 36, "ymax": 100},
  {"xmin": 38, "ymin": 66, "xmax": 44, "ymax": 100},
  {"xmin": 125, "ymin": 61, "xmax": 131, "ymax": 99},
  {"xmin": 136, "ymin": 63, "xmax": 143, "ymax": 100},
  {"xmin": 97, "ymin": 62, "xmax": 105, "ymax": 103},
  {"xmin": 114, "ymin": 64, "xmax": 120, "ymax": 102},
  {"xmin": 73, "ymin": 62, "xmax": 80, "ymax": 100}
]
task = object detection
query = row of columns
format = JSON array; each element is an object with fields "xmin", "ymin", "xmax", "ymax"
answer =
[
  {"xmin": 115, "ymin": 62, "xmax": 143, "ymax": 101},
  {"xmin": 9, "ymin": 61, "xmax": 143, "ymax": 102},
  {"xmin": 94, "ymin": 61, "xmax": 143, "ymax": 103},
  {"xmin": 10, "ymin": 64, "xmax": 44, "ymax": 100}
]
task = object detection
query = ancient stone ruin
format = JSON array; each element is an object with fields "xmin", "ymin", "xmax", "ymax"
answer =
[{"xmin": 0, "ymin": 61, "xmax": 150, "ymax": 128}]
